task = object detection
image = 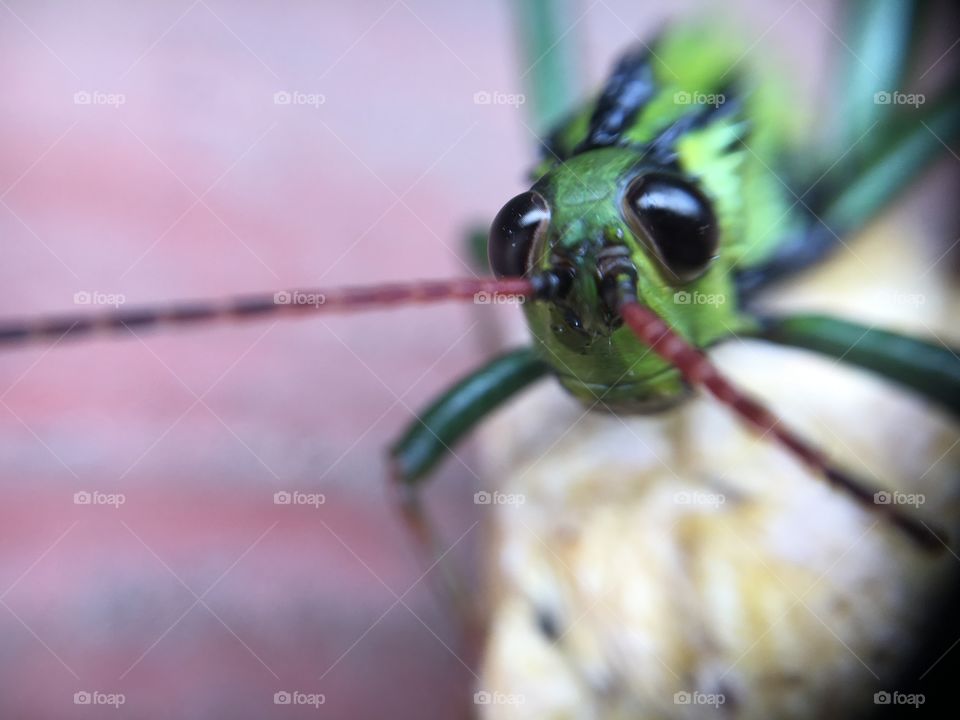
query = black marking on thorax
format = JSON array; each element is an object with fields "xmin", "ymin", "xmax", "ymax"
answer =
[
  {"xmin": 543, "ymin": 37, "xmax": 748, "ymax": 169},
  {"xmin": 639, "ymin": 86, "xmax": 745, "ymax": 166},
  {"xmin": 574, "ymin": 46, "xmax": 657, "ymax": 154}
]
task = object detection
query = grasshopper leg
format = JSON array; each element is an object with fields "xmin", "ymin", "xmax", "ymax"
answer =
[
  {"xmin": 387, "ymin": 458, "xmax": 480, "ymax": 644},
  {"xmin": 387, "ymin": 348, "xmax": 549, "ymax": 640},
  {"xmin": 464, "ymin": 224, "xmax": 490, "ymax": 274},
  {"xmin": 736, "ymin": 0, "xmax": 959, "ymax": 299},
  {"xmin": 749, "ymin": 313, "xmax": 960, "ymax": 418},
  {"xmin": 831, "ymin": 0, "xmax": 920, "ymax": 163},
  {"xmin": 736, "ymin": 93, "xmax": 960, "ymax": 299}
]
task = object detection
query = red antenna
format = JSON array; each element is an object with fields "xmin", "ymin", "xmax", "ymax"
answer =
[
  {"xmin": 0, "ymin": 266, "xmax": 941, "ymax": 549},
  {"xmin": 0, "ymin": 277, "xmax": 542, "ymax": 348},
  {"xmin": 617, "ymin": 297, "xmax": 943, "ymax": 551}
]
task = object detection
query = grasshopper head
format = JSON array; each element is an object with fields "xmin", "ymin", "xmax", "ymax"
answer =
[{"xmin": 487, "ymin": 147, "xmax": 737, "ymax": 410}]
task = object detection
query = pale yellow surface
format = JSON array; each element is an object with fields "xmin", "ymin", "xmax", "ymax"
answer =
[{"xmin": 477, "ymin": 208, "xmax": 960, "ymax": 719}]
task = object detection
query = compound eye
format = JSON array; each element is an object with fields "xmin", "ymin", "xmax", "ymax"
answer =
[
  {"xmin": 488, "ymin": 191, "xmax": 550, "ymax": 278},
  {"xmin": 623, "ymin": 173, "xmax": 718, "ymax": 282}
]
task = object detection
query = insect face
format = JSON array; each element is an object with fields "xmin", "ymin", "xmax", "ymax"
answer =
[{"xmin": 487, "ymin": 147, "xmax": 739, "ymax": 412}]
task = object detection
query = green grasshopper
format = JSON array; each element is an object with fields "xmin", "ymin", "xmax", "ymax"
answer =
[{"xmin": 0, "ymin": 2, "xmax": 957, "ymax": 574}]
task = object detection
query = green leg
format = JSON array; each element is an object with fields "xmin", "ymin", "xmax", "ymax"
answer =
[
  {"xmin": 737, "ymin": 1, "xmax": 959, "ymax": 298},
  {"xmin": 386, "ymin": 348, "xmax": 549, "ymax": 633},
  {"xmin": 464, "ymin": 224, "xmax": 489, "ymax": 274},
  {"xmin": 820, "ymin": 92, "xmax": 960, "ymax": 235},
  {"xmin": 513, "ymin": 0, "xmax": 583, "ymax": 134},
  {"xmin": 737, "ymin": 90, "xmax": 960, "ymax": 298},
  {"xmin": 748, "ymin": 314, "xmax": 960, "ymax": 417},
  {"xmin": 832, "ymin": 0, "xmax": 919, "ymax": 163},
  {"xmin": 390, "ymin": 347, "xmax": 549, "ymax": 486},
  {"xmin": 823, "ymin": 0, "xmax": 956, "ymax": 230},
  {"xmin": 470, "ymin": 2, "xmax": 585, "ymax": 274}
]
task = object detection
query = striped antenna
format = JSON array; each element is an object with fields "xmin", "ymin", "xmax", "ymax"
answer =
[
  {"xmin": 617, "ymin": 295, "xmax": 944, "ymax": 551},
  {"xmin": 0, "ymin": 277, "xmax": 550, "ymax": 349}
]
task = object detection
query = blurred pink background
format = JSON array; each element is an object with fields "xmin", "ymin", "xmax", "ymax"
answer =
[{"xmin": 0, "ymin": 1, "xmax": 859, "ymax": 717}]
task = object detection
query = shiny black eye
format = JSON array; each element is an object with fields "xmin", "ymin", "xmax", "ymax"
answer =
[
  {"xmin": 488, "ymin": 191, "xmax": 550, "ymax": 278},
  {"xmin": 623, "ymin": 173, "xmax": 718, "ymax": 282}
]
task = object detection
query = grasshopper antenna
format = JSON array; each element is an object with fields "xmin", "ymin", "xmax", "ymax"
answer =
[
  {"xmin": 0, "ymin": 273, "xmax": 570, "ymax": 348},
  {"xmin": 603, "ymin": 272, "xmax": 945, "ymax": 551}
]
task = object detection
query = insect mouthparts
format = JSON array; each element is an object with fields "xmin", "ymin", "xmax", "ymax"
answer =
[
  {"xmin": 530, "ymin": 266, "xmax": 576, "ymax": 302},
  {"xmin": 596, "ymin": 245, "xmax": 639, "ymax": 315}
]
